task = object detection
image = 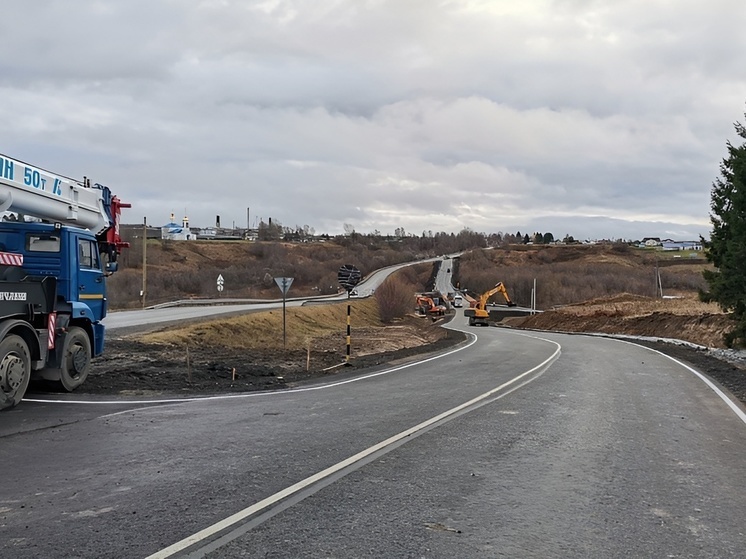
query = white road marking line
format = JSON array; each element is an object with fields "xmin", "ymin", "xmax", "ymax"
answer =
[
  {"xmin": 619, "ymin": 339, "xmax": 746, "ymax": 425},
  {"xmin": 23, "ymin": 334, "xmax": 479, "ymax": 407},
  {"xmin": 498, "ymin": 329, "xmax": 746, "ymax": 426},
  {"xmin": 144, "ymin": 337, "xmax": 561, "ymax": 559}
]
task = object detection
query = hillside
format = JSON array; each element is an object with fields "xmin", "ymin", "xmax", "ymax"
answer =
[
  {"xmin": 107, "ymin": 238, "xmax": 439, "ymax": 309},
  {"xmin": 109, "ymin": 239, "xmax": 712, "ymax": 310},
  {"xmin": 456, "ymin": 243, "xmax": 710, "ymax": 308},
  {"xmin": 54, "ymin": 242, "xmax": 745, "ymax": 406},
  {"xmin": 453, "ymin": 243, "xmax": 734, "ymax": 348}
]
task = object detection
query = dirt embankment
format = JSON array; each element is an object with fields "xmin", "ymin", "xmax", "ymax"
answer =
[
  {"xmin": 67, "ymin": 300, "xmax": 463, "ymax": 397},
  {"xmin": 505, "ymin": 293, "xmax": 746, "ymax": 404},
  {"xmin": 507, "ymin": 294, "xmax": 732, "ymax": 349}
]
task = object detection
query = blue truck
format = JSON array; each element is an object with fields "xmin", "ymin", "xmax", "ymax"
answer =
[{"xmin": 0, "ymin": 154, "xmax": 129, "ymax": 409}]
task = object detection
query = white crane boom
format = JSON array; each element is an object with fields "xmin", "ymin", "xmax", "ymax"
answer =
[{"xmin": 0, "ymin": 154, "xmax": 111, "ymax": 234}]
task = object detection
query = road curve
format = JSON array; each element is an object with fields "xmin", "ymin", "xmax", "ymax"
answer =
[
  {"xmin": 1, "ymin": 319, "xmax": 744, "ymax": 558},
  {"xmin": 103, "ymin": 257, "xmax": 442, "ymax": 330}
]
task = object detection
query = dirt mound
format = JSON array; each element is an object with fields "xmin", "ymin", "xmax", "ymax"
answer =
[
  {"xmin": 509, "ymin": 294, "xmax": 732, "ymax": 348},
  {"xmin": 503, "ymin": 293, "xmax": 746, "ymax": 404},
  {"xmin": 38, "ymin": 302, "xmax": 457, "ymax": 397},
  {"xmin": 77, "ymin": 323, "xmax": 459, "ymax": 397},
  {"xmin": 565, "ymin": 293, "xmax": 654, "ymax": 306}
]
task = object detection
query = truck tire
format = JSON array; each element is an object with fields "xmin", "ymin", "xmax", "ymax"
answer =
[
  {"xmin": 0, "ymin": 335, "xmax": 31, "ymax": 410},
  {"xmin": 57, "ymin": 326, "xmax": 92, "ymax": 392}
]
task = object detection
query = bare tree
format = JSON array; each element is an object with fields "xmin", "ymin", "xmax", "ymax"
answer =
[{"xmin": 375, "ymin": 275, "xmax": 416, "ymax": 323}]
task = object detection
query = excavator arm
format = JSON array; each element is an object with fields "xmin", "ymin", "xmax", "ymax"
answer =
[
  {"xmin": 477, "ymin": 282, "xmax": 516, "ymax": 311},
  {"xmin": 470, "ymin": 282, "xmax": 516, "ymax": 325}
]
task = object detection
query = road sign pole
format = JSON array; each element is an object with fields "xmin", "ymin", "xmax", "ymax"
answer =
[
  {"xmin": 217, "ymin": 274, "xmax": 225, "ymax": 297},
  {"xmin": 142, "ymin": 217, "xmax": 147, "ymax": 309},
  {"xmin": 274, "ymin": 277, "xmax": 294, "ymax": 350},
  {"xmin": 283, "ymin": 291, "xmax": 287, "ymax": 348}
]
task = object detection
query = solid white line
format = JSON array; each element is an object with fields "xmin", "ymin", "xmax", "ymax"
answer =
[
  {"xmin": 144, "ymin": 336, "xmax": 562, "ymax": 559},
  {"xmin": 512, "ymin": 329, "xmax": 746, "ymax": 426},
  {"xmin": 23, "ymin": 334, "xmax": 479, "ymax": 407},
  {"xmin": 619, "ymin": 339, "xmax": 746, "ymax": 425}
]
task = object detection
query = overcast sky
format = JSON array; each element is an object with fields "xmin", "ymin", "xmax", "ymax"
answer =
[{"xmin": 3, "ymin": 0, "xmax": 744, "ymax": 241}]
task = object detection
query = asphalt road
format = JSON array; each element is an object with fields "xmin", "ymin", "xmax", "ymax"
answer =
[
  {"xmin": 102, "ymin": 254, "xmax": 447, "ymax": 331},
  {"xmin": 1, "ymin": 318, "xmax": 745, "ymax": 558}
]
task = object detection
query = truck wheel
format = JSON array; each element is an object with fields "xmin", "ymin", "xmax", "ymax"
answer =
[
  {"xmin": 0, "ymin": 335, "xmax": 31, "ymax": 410},
  {"xmin": 57, "ymin": 327, "xmax": 92, "ymax": 392}
]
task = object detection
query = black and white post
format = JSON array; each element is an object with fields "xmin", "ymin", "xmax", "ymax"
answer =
[{"xmin": 337, "ymin": 264, "xmax": 361, "ymax": 365}]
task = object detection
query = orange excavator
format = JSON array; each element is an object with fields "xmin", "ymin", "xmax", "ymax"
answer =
[
  {"xmin": 415, "ymin": 295, "xmax": 446, "ymax": 317},
  {"xmin": 468, "ymin": 282, "xmax": 516, "ymax": 326}
]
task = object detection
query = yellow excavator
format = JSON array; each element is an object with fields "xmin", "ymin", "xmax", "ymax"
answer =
[{"xmin": 468, "ymin": 282, "xmax": 517, "ymax": 326}]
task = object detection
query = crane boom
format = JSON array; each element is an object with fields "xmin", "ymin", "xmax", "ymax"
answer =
[{"xmin": 0, "ymin": 154, "xmax": 113, "ymax": 234}]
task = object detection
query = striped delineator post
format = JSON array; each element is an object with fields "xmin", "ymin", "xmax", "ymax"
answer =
[
  {"xmin": 337, "ymin": 264, "xmax": 361, "ymax": 366},
  {"xmin": 346, "ymin": 296, "xmax": 351, "ymax": 364}
]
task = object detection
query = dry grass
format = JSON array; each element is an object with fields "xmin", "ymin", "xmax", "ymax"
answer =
[
  {"xmin": 578, "ymin": 253, "xmax": 638, "ymax": 266},
  {"xmin": 553, "ymin": 293, "xmax": 724, "ymax": 318},
  {"xmin": 142, "ymin": 299, "xmax": 383, "ymax": 350},
  {"xmin": 458, "ymin": 245, "xmax": 712, "ymax": 309}
]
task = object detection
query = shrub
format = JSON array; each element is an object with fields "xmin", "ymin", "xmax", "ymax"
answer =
[{"xmin": 375, "ymin": 275, "xmax": 418, "ymax": 323}]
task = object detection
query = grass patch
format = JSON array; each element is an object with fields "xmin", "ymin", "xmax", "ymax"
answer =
[
  {"xmin": 553, "ymin": 293, "xmax": 723, "ymax": 318},
  {"xmin": 141, "ymin": 299, "xmax": 382, "ymax": 350}
]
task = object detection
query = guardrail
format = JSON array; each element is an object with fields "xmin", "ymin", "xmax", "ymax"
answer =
[{"xmin": 146, "ymin": 293, "xmax": 342, "ymax": 310}]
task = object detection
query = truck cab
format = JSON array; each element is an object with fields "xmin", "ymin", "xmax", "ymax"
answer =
[{"xmin": 0, "ymin": 221, "xmax": 108, "ymax": 354}]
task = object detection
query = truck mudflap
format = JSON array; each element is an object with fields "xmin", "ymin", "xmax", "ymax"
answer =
[{"xmin": 92, "ymin": 322, "xmax": 104, "ymax": 356}]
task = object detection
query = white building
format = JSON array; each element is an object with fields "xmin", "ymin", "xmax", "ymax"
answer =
[{"xmin": 161, "ymin": 214, "xmax": 194, "ymax": 241}]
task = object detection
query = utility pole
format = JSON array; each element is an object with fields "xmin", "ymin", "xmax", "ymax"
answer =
[
  {"xmin": 654, "ymin": 257, "xmax": 661, "ymax": 298},
  {"xmin": 142, "ymin": 217, "xmax": 147, "ymax": 308}
]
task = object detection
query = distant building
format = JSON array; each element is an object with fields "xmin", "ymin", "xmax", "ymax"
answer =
[
  {"xmin": 638, "ymin": 237, "xmax": 703, "ymax": 250},
  {"xmin": 661, "ymin": 240, "xmax": 702, "ymax": 251},
  {"xmin": 161, "ymin": 214, "xmax": 194, "ymax": 241},
  {"xmin": 197, "ymin": 227, "xmax": 217, "ymax": 239},
  {"xmin": 641, "ymin": 237, "xmax": 661, "ymax": 247}
]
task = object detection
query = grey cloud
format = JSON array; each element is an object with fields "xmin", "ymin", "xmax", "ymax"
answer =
[{"xmin": 1, "ymin": 0, "xmax": 742, "ymax": 240}]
